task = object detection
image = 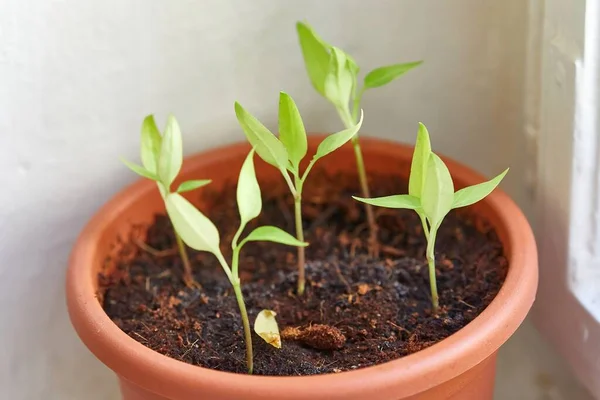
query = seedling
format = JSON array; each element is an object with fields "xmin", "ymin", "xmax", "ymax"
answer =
[
  {"xmin": 165, "ymin": 147, "xmax": 307, "ymax": 373},
  {"xmin": 296, "ymin": 21, "xmax": 422, "ymax": 252},
  {"xmin": 235, "ymin": 92, "xmax": 363, "ymax": 295},
  {"xmin": 122, "ymin": 115, "xmax": 211, "ymax": 288},
  {"xmin": 354, "ymin": 123, "xmax": 508, "ymax": 312}
]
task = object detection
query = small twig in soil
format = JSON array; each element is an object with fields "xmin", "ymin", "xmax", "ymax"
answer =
[
  {"xmin": 132, "ymin": 332, "xmax": 148, "ymax": 342},
  {"xmin": 179, "ymin": 338, "xmax": 199, "ymax": 360},
  {"xmin": 134, "ymin": 239, "xmax": 177, "ymax": 257},
  {"xmin": 458, "ymin": 299, "xmax": 476, "ymax": 309},
  {"xmin": 334, "ymin": 264, "xmax": 352, "ymax": 294},
  {"xmin": 380, "ymin": 245, "xmax": 405, "ymax": 257},
  {"xmin": 387, "ymin": 320, "xmax": 410, "ymax": 334},
  {"xmin": 307, "ymin": 204, "xmax": 340, "ymax": 233}
]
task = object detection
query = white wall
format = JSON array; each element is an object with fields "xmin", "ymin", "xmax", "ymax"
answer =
[{"xmin": 0, "ymin": 1, "xmax": 531, "ymax": 399}]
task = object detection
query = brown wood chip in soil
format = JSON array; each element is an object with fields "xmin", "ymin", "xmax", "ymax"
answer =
[{"xmin": 100, "ymin": 171, "xmax": 508, "ymax": 376}]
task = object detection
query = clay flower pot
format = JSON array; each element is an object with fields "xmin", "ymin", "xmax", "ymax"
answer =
[{"xmin": 67, "ymin": 136, "xmax": 537, "ymax": 400}]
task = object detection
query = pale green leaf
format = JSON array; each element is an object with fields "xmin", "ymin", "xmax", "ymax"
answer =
[
  {"xmin": 364, "ymin": 61, "xmax": 423, "ymax": 89},
  {"xmin": 140, "ymin": 115, "xmax": 162, "ymax": 174},
  {"xmin": 296, "ymin": 21, "xmax": 331, "ymax": 97},
  {"xmin": 254, "ymin": 310, "xmax": 281, "ymax": 349},
  {"xmin": 176, "ymin": 179, "xmax": 212, "ymax": 194},
  {"xmin": 234, "ymin": 102, "xmax": 288, "ymax": 170},
  {"xmin": 158, "ymin": 115, "xmax": 183, "ymax": 189},
  {"xmin": 122, "ymin": 158, "xmax": 158, "ymax": 181},
  {"xmin": 353, "ymin": 194, "xmax": 421, "ymax": 210},
  {"xmin": 278, "ymin": 92, "xmax": 307, "ymax": 170},
  {"xmin": 324, "ymin": 47, "xmax": 354, "ymax": 109},
  {"xmin": 452, "ymin": 168, "xmax": 509, "ymax": 209},
  {"xmin": 408, "ymin": 122, "xmax": 432, "ymax": 198},
  {"xmin": 242, "ymin": 226, "xmax": 307, "ymax": 247},
  {"xmin": 164, "ymin": 193, "xmax": 221, "ymax": 255},
  {"xmin": 237, "ymin": 148, "xmax": 262, "ymax": 226},
  {"xmin": 314, "ymin": 110, "xmax": 363, "ymax": 160},
  {"xmin": 421, "ymin": 153, "xmax": 455, "ymax": 226}
]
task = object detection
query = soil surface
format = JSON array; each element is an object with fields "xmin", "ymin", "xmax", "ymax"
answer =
[{"xmin": 100, "ymin": 171, "xmax": 508, "ymax": 376}]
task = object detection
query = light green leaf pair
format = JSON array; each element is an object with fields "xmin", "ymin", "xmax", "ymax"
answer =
[
  {"xmin": 234, "ymin": 148, "xmax": 307, "ymax": 249},
  {"xmin": 296, "ymin": 21, "xmax": 331, "ymax": 97},
  {"xmin": 123, "ymin": 115, "xmax": 211, "ymax": 196},
  {"xmin": 235, "ymin": 93, "xmax": 362, "ymax": 179},
  {"xmin": 354, "ymin": 122, "xmax": 508, "ymax": 227}
]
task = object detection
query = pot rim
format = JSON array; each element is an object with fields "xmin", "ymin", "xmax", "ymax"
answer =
[{"xmin": 66, "ymin": 135, "xmax": 538, "ymax": 399}]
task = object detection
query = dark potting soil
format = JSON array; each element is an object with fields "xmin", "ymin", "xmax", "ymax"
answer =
[{"xmin": 100, "ymin": 172, "xmax": 508, "ymax": 376}]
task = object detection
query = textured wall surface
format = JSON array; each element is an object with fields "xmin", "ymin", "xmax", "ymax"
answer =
[{"xmin": 0, "ymin": 1, "xmax": 560, "ymax": 399}]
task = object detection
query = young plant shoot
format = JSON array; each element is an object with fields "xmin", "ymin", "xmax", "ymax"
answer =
[
  {"xmin": 354, "ymin": 123, "xmax": 508, "ymax": 313},
  {"xmin": 235, "ymin": 92, "xmax": 363, "ymax": 295},
  {"xmin": 122, "ymin": 115, "xmax": 211, "ymax": 288},
  {"xmin": 296, "ymin": 21, "xmax": 422, "ymax": 252},
  {"xmin": 165, "ymin": 148, "xmax": 307, "ymax": 373}
]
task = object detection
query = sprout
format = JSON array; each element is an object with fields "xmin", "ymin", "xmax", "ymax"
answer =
[
  {"xmin": 235, "ymin": 92, "xmax": 363, "ymax": 295},
  {"xmin": 122, "ymin": 115, "xmax": 211, "ymax": 288},
  {"xmin": 296, "ymin": 21, "xmax": 422, "ymax": 253},
  {"xmin": 354, "ymin": 123, "xmax": 508, "ymax": 313},
  {"xmin": 254, "ymin": 309, "xmax": 281, "ymax": 349},
  {"xmin": 165, "ymin": 147, "xmax": 307, "ymax": 374}
]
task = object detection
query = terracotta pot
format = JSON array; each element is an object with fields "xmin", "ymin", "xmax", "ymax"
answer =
[{"xmin": 67, "ymin": 136, "xmax": 538, "ymax": 400}]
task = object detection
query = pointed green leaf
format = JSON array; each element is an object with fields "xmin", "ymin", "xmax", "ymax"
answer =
[
  {"xmin": 421, "ymin": 153, "xmax": 455, "ymax": 226},
  {"xmin": 254, "ymin": 309, "xmax": 281, "ymax": 349},
  {"xmin": 314, "ymin": 110, "xmax": 363, "ymax": 160},
  {"xmin": 242, "ymin": 226, "xmax": 308, "ymax": 248},
  {"xmin": 237, "ymin": 148, "xmax": 262, "ymax": 227},
  {"xmin": 324, "ymin": 47, "xmax": 354, "ymax": 109},
  {"xmin": 157, "ymin": 115, "xmax": 183, "ymax": 189},
  {"xmin": 122, "ymin": 158, "xmax": 158, "ymax": 181},
  {"xmin": 364, "ymin": 61, "xmax": 423, "ymax": 89},
  {"xmin": 234, "ymin": 102, "xmax": 288, "ymax": 170},
  {"xmin": 353, "ymin": 194, "xmax": 420, "ymax": 210},
  {"xmin": 140, "ymin": 115, "xmax": 162, "ymax": 174},
  {"xmin": 408, "ymin": 122, "xmax": 432, "ymax": 198},
  {"xmin": 278, "ymin": 92, "xmax": 307, "ymax": 170},
  {"xmin": 452, "ymin": 168, "xmax": 509, "ymax": 209},
  {"xmin": 176, "ymin": 179, "xmax": 212, "ymax": 194},
  {"xmin": 296, "ymin": 21, "xmax": 331, "ymax": 97},
  {"xmin": 164, "ymin": 193, "xmax": 221, "ymax": 255}
]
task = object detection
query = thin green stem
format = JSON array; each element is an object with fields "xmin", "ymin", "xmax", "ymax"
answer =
[
  {"xmin": 351, "ymin": 88, "xmax": 364, "ymax": 123},
  {"xmin": 294, "ymin": 177, "xmax": 306, "ymax": 295},
  {"xmin": 175, "ymin": 232, "xmax": 195, "ymax": 286},
  {"xmin": 281, "ymin": 168, "xmax": 298, "ymax": 198},
  {"xmin": 232, "ymin": 281, "xmax": 253, "ymax": 374},
  {"xmin": 426, "ymin": 228, "xmax": 440, "ymax": 313},
  {"xmin": 339, "ymin": 107, "xmax": 378, "ymax": 250},
  {"xmin": 232, "ymin": 246, "xmax": 241, "ymax": 278}
]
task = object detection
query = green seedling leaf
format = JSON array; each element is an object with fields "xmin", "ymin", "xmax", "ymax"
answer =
[
  {"xmin": 364, "ymin": 61, "xmax": 423, "ymax": 89},
  {"xmin": 314, "ymin": 110, "xmax": 363, "ymax": 160},
  {"xmin": 452, "ymin": 168, "xmax": 509, "ymax": 209},
  {"xmin": 422, "ymin": 153, "xmax": 455, "ymax": 226},
  {"xmin": 243, "ymin": 226, "xmax": 308, "ymax": 247},
  {"xmin": 237, "ymin": 148, "xmax": 262, "ymax": 226},
  {"xmin": 353, "ymin": 194, "xmax": 421, "ymax": 210},
  {"xmin": 140, "ymin": 115, "xmax": 162, "ymax": 174},
  {"xmin": 278, "ymin": 92, "xmax": 307, "ymax": 171},
  {"xmin": 158, "ymin": 115, "xmax": 183, "ymax": 189},
  {"xmin": 165, "ymin": 193, "xmax": 221, "ymax": 255},
  {"xmin": 324, "ymin": 47, "xmax": 354, "ymax": 109},
  {"xmin": 408, "ymin": 122, "xmax": 432, "ymax": 198},
  {"xmin": 176, "ymin": 179, "xmax": 212, "ymax": 194},
  {"xmin": 122, "ymin": 158, "xmax": 158, "ymax": 181},
  {"xmin": 234, "ymin": 102, "xmax": 288, "ymax": 170},
  {"xmin": 254, "ymin": 310, "xmax": 281, "ymax": 349},
  {"xmin": 296, "ymin": 21, "xmax": 331, "ymax": 96}
]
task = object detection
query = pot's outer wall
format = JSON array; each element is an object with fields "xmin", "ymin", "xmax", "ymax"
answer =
[{"xmin": 67, "ymin": 136, "xmax": 538, "ymax": 400}]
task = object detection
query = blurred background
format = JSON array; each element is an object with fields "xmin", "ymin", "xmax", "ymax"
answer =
[{"xmin": 1, "ymin": 1, "xmax": 598, "ymax": 399}]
